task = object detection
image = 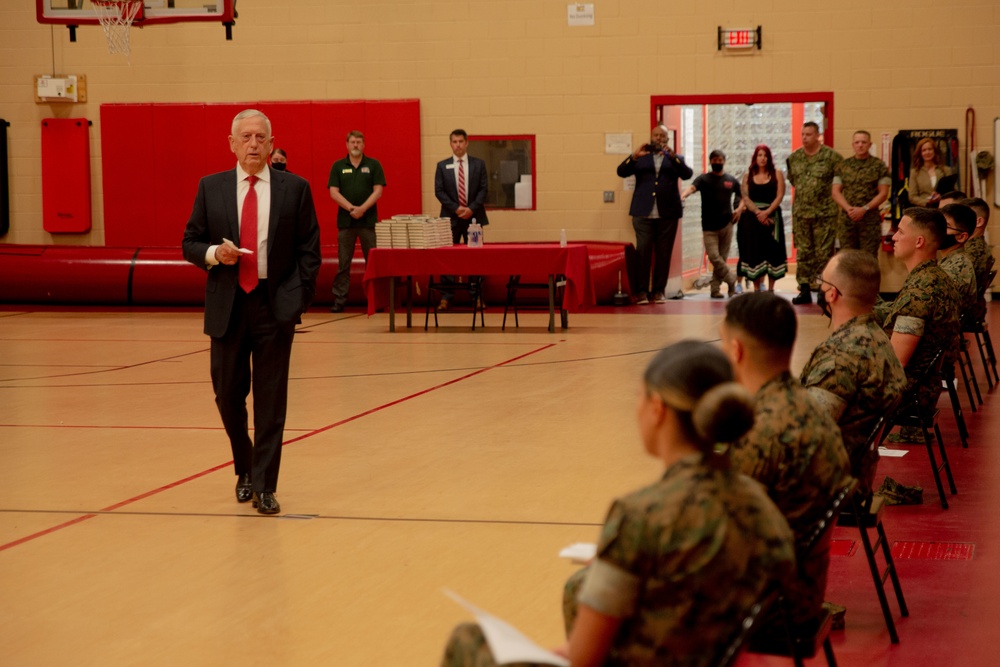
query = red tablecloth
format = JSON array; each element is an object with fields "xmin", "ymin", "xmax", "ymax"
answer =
[{"xmin": 362, "ymin": 243, "xmax": 595, "ymax": 316}]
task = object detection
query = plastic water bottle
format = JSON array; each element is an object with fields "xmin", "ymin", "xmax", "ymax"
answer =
[
  {"xmin": 559, "ymin": 229, "xmax": 567, "ymax": 247},
  {"xmin": 468, "ymin": 219, "xmax": 483, "ymax": 247}
]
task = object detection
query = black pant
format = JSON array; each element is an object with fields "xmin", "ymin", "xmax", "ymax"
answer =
[
  {"xmin": 210, "ymin": 283, "xmax": 295, "ymax": 494},
  {"xmin": 632, "ymin": 216, "xmax": 678, "ymax": 297}
]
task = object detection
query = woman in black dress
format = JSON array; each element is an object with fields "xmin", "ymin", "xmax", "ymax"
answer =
[{"xmin": 737, "ymin": 144, "xmax": 787, "ymax": 291}]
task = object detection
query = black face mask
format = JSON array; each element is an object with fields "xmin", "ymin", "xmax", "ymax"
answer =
[
  {"xmin": 710, "ymin": 163, "xmax": 724, "ymax": 173},
  {"xmin": 816, "ymin": 287, "xmax": 833, "ymax": 320},
  {"xmin": 271, "ymin": 162, "xmax": 287, "ymax": 172},
  {"xmin": 939, "ymin": 234, "xmax": 957, "ymax": 250}
]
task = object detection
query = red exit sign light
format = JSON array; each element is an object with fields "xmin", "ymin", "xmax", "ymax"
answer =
[{"xmin": 718, "ymin": 26, "xmax": 762, "ymax": 51}]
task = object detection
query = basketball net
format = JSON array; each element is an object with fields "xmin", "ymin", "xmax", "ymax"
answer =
[{"xmin": 91, "ymin": 0, "xmax": 143, "ymax": 61}]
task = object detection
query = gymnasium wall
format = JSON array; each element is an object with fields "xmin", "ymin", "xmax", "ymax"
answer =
[{"xmin": 1, "ymin": 0, "xmax": 998, "ymax": 247}]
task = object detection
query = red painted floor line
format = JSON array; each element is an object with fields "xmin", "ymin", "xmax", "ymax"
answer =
[{"xmin": 0, "ymin": 343, "xmax": 558, "ymax": 553}]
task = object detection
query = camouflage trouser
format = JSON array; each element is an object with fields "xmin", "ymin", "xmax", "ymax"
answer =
[
  {"xmin": 837, "ymin": 214, "xmax": 882, "ymax": 258},
  {"xmin": 793, "ymin": 215, "xmax": 838, "ymax": 288},
  {"xmin": 441, "ymin": 623, "xmax": 535, "ymax": 667},
  {"xmin": 440, "ymin": 570, "xmax": 586, "ymax": 667}
]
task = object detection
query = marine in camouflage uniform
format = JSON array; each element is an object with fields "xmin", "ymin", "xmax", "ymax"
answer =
[
  {"xmin": 963, "ymin": 235, "xmax": 993, "ymax": 322},
  {"xmin": 442, "ymin": 453, "xmax": 796, "ymax": 667},
  {"xmin": 875, "ymin": 259, "xmax": 961, "ymax": 416},
  {"xmin": 787, "ymin": 146, "xmax": 843, "ymax": 289},
  {"xmin": 833, "ymin": 156, "xmax": 891, "ymax": 257},
  {"xmin": 800, "ymin": 315, "xmax": 906, "ymax": 495},
  {"xmin": 727, "ymin": 372, "xmax": 851, "ymax": 626},
  {"xmin": 939, "ymin": 249, "xmax": 978, "ymax": 315}
]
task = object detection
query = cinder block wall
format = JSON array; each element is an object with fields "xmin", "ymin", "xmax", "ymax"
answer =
[{"xmin": 2, "ymin": 0, "xmax": 997, "ymax": 247}]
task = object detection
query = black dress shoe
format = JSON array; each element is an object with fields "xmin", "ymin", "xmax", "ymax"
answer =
[
  {"xmin": 252, "ymin": 491, "xmax": 281, "ymax": 515},
  {"xmin": 235, "ymin": 474, "xmax": 252, "ymax": 503},
  {"xmin": 330, "ymin": 303, "xmax": 344, "ymax": 313}
]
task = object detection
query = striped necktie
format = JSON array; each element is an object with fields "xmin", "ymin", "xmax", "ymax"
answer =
[{"xmin": 457, "ymin": 159, "xmax": 467, "ymax": 207}]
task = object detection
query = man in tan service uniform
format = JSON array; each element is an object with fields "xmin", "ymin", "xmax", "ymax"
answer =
[{"xmin": 787, "ymin": 122, "xmax": 843, "ymax": 305}]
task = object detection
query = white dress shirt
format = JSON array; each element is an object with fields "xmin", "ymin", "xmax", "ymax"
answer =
[{"xmin": 205, "ymin": 163, "xmax": 271, "ymax": 279}]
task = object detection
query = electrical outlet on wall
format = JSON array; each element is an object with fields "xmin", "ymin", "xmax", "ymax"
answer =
[{"xmin": 603, "ymin": 191, "xmax": 614, "ymax": 203}]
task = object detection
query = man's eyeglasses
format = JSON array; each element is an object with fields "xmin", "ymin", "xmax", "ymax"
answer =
[{"xmin": 816, "ymin": 277, "xmax": 841, "ymax": 294}]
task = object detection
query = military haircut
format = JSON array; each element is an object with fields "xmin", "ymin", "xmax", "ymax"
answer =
[
  {"xmin": 959, "ymin": 197, "xmax": 990, "ymax": 223},
  {"xmin": 829, "ymin": 249, "xmax": 881, "ymax": 305},
  {"xmin": 450, "ymin": 129, "xmax": 468, "ymax": 140},
  {"xmin": 802, "ymin": 121, "xmax": 820, "ymax": 132},
  {"xmin": 725, "ymin": 292, "xmax": 797, "ymax": 354},
  {"xmin": 709, "ymin": 149, "xmax": 726, "ymax": 161},
  {"xmin": 939, "ymin": 190, "xmax": 966, "ymax": 202},
  {"xmin": 941, "ymin": 203, "xmax": 977, "ymax": 236},
  {"xmin": 644, "ymin": 340, "xmax": 754, "ymax": 448},
  {"xmin": 853, "ymin": 130, "xmax": 871, "ymax": 140},
  {"xmin": 903, "ymin": 206, "xmax": 947, "ymax": 245}
]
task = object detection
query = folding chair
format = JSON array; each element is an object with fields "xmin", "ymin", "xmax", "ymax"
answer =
[
  {"xmin": 501, "ymin": 274, "xmax": 567, "ymax": 331},
  {"xmin": 714, "ymin": 587, "xmax": 781, "ymax": 667},
  {"xmin": 424, "ymin": 276, "xmax": 485, "ymax": 331},
  {"xmin": 836, "ymin": 401, "xmax": 909, "ymax": 644},
  {"xmin": 748, "ymin": 480, "xmax": 857, "ymax": 667},
  {"xmin": 890, "ymin": 348, "xmax": 957, "ymax": 509},
  {"xmin": 955, "ymin": 337, "xmax": 982, "ymax": 410},
  {"xmin": 942, "ymin": 363, "xmax": 970, "ymax": 447},
  {"xmin": 962, "ymin": 264, "xmax": 998, "ymax": 388}
]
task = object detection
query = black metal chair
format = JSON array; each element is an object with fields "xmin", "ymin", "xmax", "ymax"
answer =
[
  {"xmin": 836, "ymin": 400, "xmax": 909, "ymax": 644},
  {"xmin": 942, "ymin": 362, "xmax": 970, "ymax": 447},
  {"xmin": 889, "ymin": 348, "xmax": 957, "ymax": 509},
  {"xmin": 424, "ymin": 276, "xmax": 485, "ymax": 331},
  {"xmin": 715, "ymin": 587, "xmax": 782, "ymax": 667},
  {"xmin": 962, "ymin": 264, "xmax": 998, "ymax": 388},
  {"xmin": 748, "ymin": 480, "xmax": 857, "ymax": 667},
  {"xmin": 501, "ymin": 274, "xmax": 567, "ymax": 331},
  {"xmin": 955, "ymin": 337, "xmax": 982, "ymax": 410}
]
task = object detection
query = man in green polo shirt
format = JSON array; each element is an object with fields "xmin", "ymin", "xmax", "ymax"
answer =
[{"xmin": 328, "ymin": 130, "xmax": 386, "ymax": 312}]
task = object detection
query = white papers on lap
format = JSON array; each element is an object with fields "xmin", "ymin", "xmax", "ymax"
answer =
[
  {"xmin": 558, "ymin": 542, "xmax": 597, "ymax": 563},
  {"xmin": 444, "ymin": 590, "xmax": 570, "ymax": 667},
  {"xmin": 878, "ymin": 447, "xmax": 909, "ymax": 458}
]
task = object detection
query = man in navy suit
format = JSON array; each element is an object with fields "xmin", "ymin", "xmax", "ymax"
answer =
[
  {"xmin": 433, "ymin": 129, "xmax": 489, "ymax": 309},
  {"xmin": 182, "ymin": 109, "xmax": 321, "ymax": 515},
  {"xmin": 617, "ymin": 125, "xmax": 693, "ymax": 304}
]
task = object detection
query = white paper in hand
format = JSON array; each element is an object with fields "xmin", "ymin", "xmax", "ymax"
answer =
[
  {"xmin": 222, "ymin": 237, "xmax": 254, "ymax": 254},
  {"xmin": 443, "ymin": 590, "xmax": 570, "ymax": 667},
  {"xmin": 558, "ymin": 542, "xmax": 597, "ymax": 563}
]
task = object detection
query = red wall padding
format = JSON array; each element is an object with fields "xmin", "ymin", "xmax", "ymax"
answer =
[
  {"xmin": 41, "ymin": 118, "xmax": 92, "ymax": 233},
  {"xmin": 100, "ymin": 100, "xmax": 421, "ymax": 247}
]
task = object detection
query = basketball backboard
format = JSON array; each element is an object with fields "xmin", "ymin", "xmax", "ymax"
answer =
[{"xmin": 37, "ymin": 0, "xmax": 235, "ymax": 38}]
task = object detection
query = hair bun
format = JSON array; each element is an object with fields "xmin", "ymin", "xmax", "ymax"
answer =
[{"xmin": 691, "ymin": 382, "xmax": 755, "ymax": 444}]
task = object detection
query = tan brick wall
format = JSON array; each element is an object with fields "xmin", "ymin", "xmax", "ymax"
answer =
[{"xmin": 2, "ymin": 0, "xmax": 997, "ymax": 247}]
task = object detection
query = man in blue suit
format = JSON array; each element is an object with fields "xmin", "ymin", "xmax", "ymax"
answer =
[
  {"xmin": 617, "ymin": 125, "xmax": 693, "ymax": 304},
  {"xmin": 182, "ymin": 109, "xmax": 321, "ymax": 515},
  {"xmin": 433, "ymin": 129, "xmax": 489, "ymax": 309}
]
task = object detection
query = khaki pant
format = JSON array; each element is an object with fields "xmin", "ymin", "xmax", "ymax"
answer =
[{"xmin": 703, "ymin": 223, "xmax": 736, "ymax": 295}]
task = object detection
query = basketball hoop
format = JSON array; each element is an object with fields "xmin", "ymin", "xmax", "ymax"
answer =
[{"xmin": 91, "ymin": 0, "xmax": 144, "ymax": 59}]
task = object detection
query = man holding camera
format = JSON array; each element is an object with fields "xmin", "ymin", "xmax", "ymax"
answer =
[{"xmin": 617, "ymin": 125, "xmax": 693, "ymax": 304}]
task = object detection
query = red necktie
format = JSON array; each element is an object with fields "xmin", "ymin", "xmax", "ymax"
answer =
[
  {"xmin": 457, "ymin": 159, "xmax": 467, "ymax": 207},
  {"xmin": 239, "ymin": 174, "xmax": 259, "ymax": 293}
]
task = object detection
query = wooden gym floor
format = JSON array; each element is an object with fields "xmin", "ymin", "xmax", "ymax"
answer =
[{"xmin": 1, "ymin": 296, "xmax": 998, "ymax": 665}]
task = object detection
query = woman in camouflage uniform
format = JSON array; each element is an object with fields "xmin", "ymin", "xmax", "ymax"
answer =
[{"xmin": 441, "ymin": 341, "xmax": 795, "ymax": 667}]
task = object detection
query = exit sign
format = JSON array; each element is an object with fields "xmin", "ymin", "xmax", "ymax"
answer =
[{"xmin": 718, "ymin": 26, "xmax": 762, "ymax": 51}]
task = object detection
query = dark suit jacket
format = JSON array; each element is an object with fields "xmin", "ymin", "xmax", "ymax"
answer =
[
  {"xmin": 182, "ymin": 168, "xmax": 322, "ymax": 337},
  {"xmin": 434, "ymin": 156, "xmax": 490, "ymax": 226},
  {"xmin": 617, "ymin": 152, "xmax": 693, "ymax": 220}
]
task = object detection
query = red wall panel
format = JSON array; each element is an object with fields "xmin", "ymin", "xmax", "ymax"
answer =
[
  {"xmin": 364, "ymin": 99, "xmax": 422, "ymax": 218},
  {"xmin": 99, "ymin": 100, "xmax": 423, "ymax": 248},
  {"xmin": 152, "ymin": 104, "xmax": 207, "ymax": 246},
  {"xmin": 101, "ymin": 105, "xmax": 153, "ymax": 246},
  {"xmin": 41, "ymin": 118, "xmax": 92, "ymax": 233}
]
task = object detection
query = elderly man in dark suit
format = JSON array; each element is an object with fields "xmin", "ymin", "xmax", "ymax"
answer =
[
  {"xmin": 182, "ymin": 109, "xmax": 321, "ymax": 515},
  {"xmin": 617, "ymin": 125, "xmax": 693, "ymax": 304},
  {"xmin": 433, "ymin": 128, "xmax": 489, "ymax": 309}
]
